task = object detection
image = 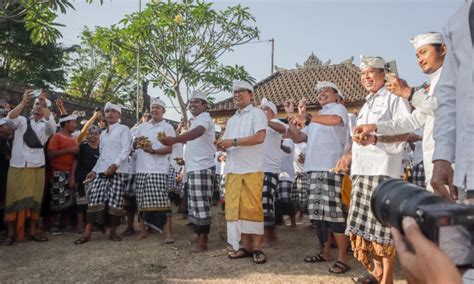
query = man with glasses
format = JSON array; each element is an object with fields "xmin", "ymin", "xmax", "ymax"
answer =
[{"xmin": 217, "ymin": 81, "xmax": 268, "ymax": 264}]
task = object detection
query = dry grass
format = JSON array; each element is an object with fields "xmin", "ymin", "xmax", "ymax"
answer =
[{"xmin": 0, "ymin": 213, "xmax": 407, "ymax": 283}]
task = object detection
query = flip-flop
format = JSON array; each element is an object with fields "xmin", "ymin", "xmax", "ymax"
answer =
[
  {"xmin": 110, "ymin": 236, "xmax": 122, "ymax": 242},
  {"xmin": 304, "ymin": 254, "xmax": 328, "ymax": 263},
  {"xmin": 352, "ymin": 273, "xmax": 379, "ymax": 284},
  {"xmin": 329, "ymin": 260, "xmax": 351, "ymax": 274},
  {"xmin": 74, "ymin": 237, "xmax": 90, "ymax": 245},
  {"xmin": 30, "ymin": 235, "xmax": 48, "ymax": 242},
  {"xmin": 228, "ymin": 248, "xmax": 253, "ymax": 259},
  {"xmin": 165, "ymin": 238, "xmax": 175, "ymax": 244},
  {"xmin": 253, "ymin": 250, "xmax": 267, "ymax": 264}
]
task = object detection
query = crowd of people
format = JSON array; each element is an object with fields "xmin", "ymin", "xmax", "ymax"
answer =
[{"xmin": 0, "ymin": 2, "xmax": 473, "ymax": 282}]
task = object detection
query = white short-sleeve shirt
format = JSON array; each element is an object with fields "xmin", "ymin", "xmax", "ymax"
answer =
[
  {"xmin": 93, "ymin": 123, "xmax": 133, "ymax": 174},
  {"xmin": 134, "ymin": 120, "xmax": 175, "ymax": 174},
  {"xmin": 279, "ymin": 138, "xmax": 295, "ymax": 182},
  {"xmin": 351, "ymin": 87, "xmax": 412, "ymax": 178},
  {"xmin": 302, "ymin": 103, "xmax": 349, "ymax": 172},
  {"xmin": 263, "ymin": 119, "xmax": 285, "ymax": 173},
  {"xmin": 293, "ymin": 142, "xmax": 306, "ymax": 173},
  {"xmin": 222, "ymin": 104, "xmax": 268, "ymax": 174},
  {"xmin": 184, "ymin": 112, "xmax": 216, "ymax": 173}
]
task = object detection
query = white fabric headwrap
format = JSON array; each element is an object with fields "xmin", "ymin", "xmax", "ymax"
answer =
[
  {"xmin": 409, "ymin": 32, "xmax": 445, "ymax": 50},
  {"xmin": 150, "ymin": 97, "xmax": 166, "ymax": 109},
  {"xmin": 34, "ymin": 98, "xmax": 52, "ymax": 108},
  {"xmin": 260, "ymin": 98, "xmax": 277, "ymax": 115},
  {"xmin": 58, "ymin": 114, "xmax": 78, "ymax": 124},
  {"xmin": 190, "ymin": 90, "xmax": 208, "ymax": 103},
  {"xmin": 315, "ymin": 81, "xmax": 345, "ymax": 99},
  {"xmin": 0, "ymin": 118, "xmax": 14, "ymax": 128},
  {"xmin": 233, "ymin": 81, "xmax": 254, "ymax": 93},
  {"xmin": 104, "ymin": 102, "xmax": 121, "ymax": 114},
  {"xmin": 359, "ymin": 55, "xmax": 386, "ymax": 69}
]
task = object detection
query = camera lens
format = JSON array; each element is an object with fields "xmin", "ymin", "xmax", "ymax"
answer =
[{"xmin": 371, "ymin": 179, "xmax": 446, "ymax": 233}]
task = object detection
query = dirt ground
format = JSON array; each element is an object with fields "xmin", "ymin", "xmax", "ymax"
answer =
[{"xmin": 0, "ymin": 212, "xmax": 408, "ymax": 284}]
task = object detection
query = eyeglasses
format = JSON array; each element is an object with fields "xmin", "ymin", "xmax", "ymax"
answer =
[{"xmin": 233, "ymin": 89, "xmax": 249, "ymax": 95}]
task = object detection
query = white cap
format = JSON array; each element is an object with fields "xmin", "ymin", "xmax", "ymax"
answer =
[
  {"xmin": 260, "ymin": 98, "xmax": 277, "ymax": 115},
  {"xmin": 315, "ymin": 81, "xmax": 345, "ymax": 99},
  {"xmin": 150, "ymin": 97, "xmax": 166, "ymax": 109},
  {"xmin": 190, "ymin": 90, "xmax": 208, "ymax": 103},
  {"xmin": 409, "ymin": 32, "xmax": 445, "ymax": 50},
  {"xmin": 233, "ymin": 81, "xmax": 254, "ymax": 93},
  {"xmin": 0, "ymin": 118, "xmax": 14, "ymax": 128},
  {"xmin": 104, "ymin": 102, "xmax": 121, "ymax": 114},
  {"xmin": 359, "ymin": 55, "xmax": 386, "ymax": 69},
  {"xmin": 34, "ymin": 98, "xmax": 52, "ymax": 108},
  {"xmin": 58, "ymin": 114, "xmax": 78, "ymax": 124}
]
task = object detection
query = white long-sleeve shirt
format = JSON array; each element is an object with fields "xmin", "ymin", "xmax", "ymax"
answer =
[
  {"xmin": 376, "ymin": 67, "xmax": 443, "ymax": 181},
  {"xmin": 433, "ymin": 1, "xmax": 474, "ymax": 190},
  {"xmin": 93, "ymin": 122, "xmax": 132, "ymax": 174},
  {"xmin": 351, "ymin": 87, "xmax": 412, "ymax": 178},
  {"xmin": 8, "ymin": 114, "xmax": 56, "ymax": 168}
]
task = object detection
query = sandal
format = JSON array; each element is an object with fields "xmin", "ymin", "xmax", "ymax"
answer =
[
  {"xmin": 228, "ymin": 248, "xmax": 253, "ymax": 259},
  {"xmin": 304, "ymin": 254, "xmax": 328, "ymax": 263},
  {"xmin": 74, "ymin": 237, "xmax": 90, "ymax": 245},
  {"xmin": 253, "ymin": 250, "xmax": 267, "ymax": 264},
  {"xmin": 30, "ymin": 234, "xmax": 48, "ymax": 242},
  {"xmin": 122, "ymin": 228, "xmax": 136, "ymax": 236},
  {"xmin": 329, "ymin": 260, "xmax": 351, "ymax": 274},
  {"xmin": 352, "ymin": 273, "xmax": 380, "ymax": 284},
  {"xmin": 0, "ymin": 236, "xmax": 15, "ymax": 246}
]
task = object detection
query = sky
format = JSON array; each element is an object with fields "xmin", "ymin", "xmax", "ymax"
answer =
[{"xmin": 57, "ymin": 0, "xmax": 465, "ymax": 121}]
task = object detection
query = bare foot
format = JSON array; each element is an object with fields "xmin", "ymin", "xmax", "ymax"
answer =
[
  {"xmin": 165, "ymin": 236, "xmax": 175, "ymax": 244},
  {"xmin": 138, "ymin": 232, "xmax": 147, "ymax": 240}
]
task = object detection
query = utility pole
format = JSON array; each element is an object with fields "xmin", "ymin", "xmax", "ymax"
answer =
[
  {"xmin": 136, "ymin": 0, "xmax": 142, "ymax": 120},
  {"xmin": 271, "ymin": 38, "xmax": 275, "ymax": 74}
]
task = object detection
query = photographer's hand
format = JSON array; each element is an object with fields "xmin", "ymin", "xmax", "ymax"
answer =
[{"xmin": 391, "ymin": 217, "xmax": 462, "ymax": 284}]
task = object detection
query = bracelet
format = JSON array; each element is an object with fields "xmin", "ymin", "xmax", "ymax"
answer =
[
  {"xmin": 305, "ymin": 113, "xmax": 312, "ymax": 124},
  {"xmin": 232, "ymin": 138, "xmax": 238, "ymax": 147}
]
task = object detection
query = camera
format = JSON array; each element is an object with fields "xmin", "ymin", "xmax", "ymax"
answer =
[{"xmin": 371, "ymin": 179, "xmax": 474, "ymax": 244}]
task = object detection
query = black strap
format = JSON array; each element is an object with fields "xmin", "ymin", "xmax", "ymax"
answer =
[{"xmin": 470, "ymin": 1, "xmax": 474, "ymax": 45}]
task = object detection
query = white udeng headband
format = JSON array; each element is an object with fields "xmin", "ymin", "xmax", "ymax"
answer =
[
  {"xmin": 315, "ymin": 81, "xmax": 345, "ymax": 99},
  {"xmin": 359, "ymin": 55, "xmax": 386, "ymax": 69},
  {"xmin": 260, "ymin": 98, "xmax": 277, "ymax": 115},
  {"xmin": 58, "ymin": 114, "xmax": 77, "ymax": 123},
  {"xmin": 409, "ymin": 32, "xmax": 444, "ymax": 50}
]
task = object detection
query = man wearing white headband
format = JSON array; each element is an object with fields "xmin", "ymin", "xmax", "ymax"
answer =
[
  {"xmin": 340, "ymin": 56, "xmax": 411, "ymax": 283},
  {"xmin": 354, "ymin": 33, "xmax": 447, "ymax": 192},
  {"xmin": 288, "ymin": 81, "xmax": 351, "ymax": 273},
  {"xmin": 161, "ymin": 90, "xmax": 216, "ymax": 252},
  {"xmin": 47, "ymin": 114, "xmax": 79, "ymax": 233},
  {"xmin": 217, "ymin": 80, "xmax": 268, "ymax": 264},
  {"xmin": 258, "ymin": 98, "xmax": 286, "ymax": 246},
  {"xmin": 131, "ymin": 97, "xmax": 176, "ymax": 243},
  {"xmin": 75, "ymin": 101, "xmax": 132, "ymax": 244},
  {"xmin": 1, "ymin": 89, "xmax": 56, "ymax": 245}
]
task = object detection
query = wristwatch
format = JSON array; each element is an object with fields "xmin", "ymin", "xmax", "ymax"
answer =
[{"xmin": 232, "ymin": 138, "xmax": 238, "ymax": 147}]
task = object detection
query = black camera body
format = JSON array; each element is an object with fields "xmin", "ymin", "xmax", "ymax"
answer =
[{"xmin": 371, "ymin": 179, "xmax": 474, "ymax": 244}]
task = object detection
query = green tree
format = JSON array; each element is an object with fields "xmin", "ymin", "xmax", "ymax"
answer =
[
  {"xmin": 101, "ymin": 0, "xmax": 259, "ymax": 122},
  {"xmin": 66, "ymin": 27, "xmax": 139, "ymax": 106},
  {"xmin": 0, "ymin": 15, "xmax": 72, "ymax": 88},
  {"xmin": 0, "ymin": 0, "xmax": 101, "ymax": 45}
]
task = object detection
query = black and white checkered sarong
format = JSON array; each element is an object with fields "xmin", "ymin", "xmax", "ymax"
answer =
[
  {"xmin": 277, "ymin": 180, "xmax": 293, "ymax": 202},
  {"xmin": 292, "ymin": 173, "xmax": 308, "ymax": 210},
  {"xmin": 410, "ymin": 162, "xmax": 426, "ymax": 187},
  {"xmin": 135, "ymin": 173, "xmax": 170, "ymax": 211},
  {"xmin": 345, "ymin": 175, "xmax": 392, "ymax": 245},
  {"xmin": 263, "ymin": 172, "xmax": 278, "ymax": 227},
  {"xmin": 88, "ymin": 173, "xmax": 129, "ymax": 216},
  {"xmin": 307, "ymin": 171, "xmax": 345, "ymax": 223},
  {"xmin": 187, "ymin": 167, "xmax": 215, "ymax": 226}
]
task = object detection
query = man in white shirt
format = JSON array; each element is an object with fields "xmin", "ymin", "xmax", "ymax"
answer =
[
  {"xmin": 161, "ymin": 91, "xmax": 216, "ymax": 252},
  {"xmin": 288, "ymin": 81, "xmax": 351, "ymax": 274},
  {"xmin": 259, "ymin": 98, "xmax": 286, "ymax": 246},
  {"xmin": 293, "ymin": 142, "xmax": 307, "ymax": 220},
  {"xmin": 132, "ymin": 98, "xmax": 175, "ymax": 243},
  {"xmin": 2, "ymin": 90, "xmax": 56, "ymax": 245},
  {"xmin": 75, "ymin": 102, "xmax": 132, "ymax": 244},
  {"xmin": 345, "ymin": 56, "xmax": 411, "ymax": 283},
  {"xmin": 217, "ymin": 81, "xmax": 268, "ymax": 264},
  {"xmin": 275, "ymin": 133, "xmax": 297, "ymax": 228},
  {"xmin": 353, "ymin": 32, "xmax": 447, "ymax": 192},
  {"xmin": 431, "ymin": 0, "xmax": 474, "ymax": 270}
]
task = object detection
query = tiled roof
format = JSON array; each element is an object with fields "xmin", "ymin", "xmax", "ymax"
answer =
[{"xmin": 209, "ymin": 63, "xmax": 367, "ymax": 113}]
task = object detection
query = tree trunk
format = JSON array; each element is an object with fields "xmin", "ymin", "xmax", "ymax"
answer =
[
  {"xmin": 173, "ymin": 85, "xmax": 188, "ymax": 128},
  {"xmin": 141, "ymin": 79, "xmax": 149, "ymax": 114}
]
